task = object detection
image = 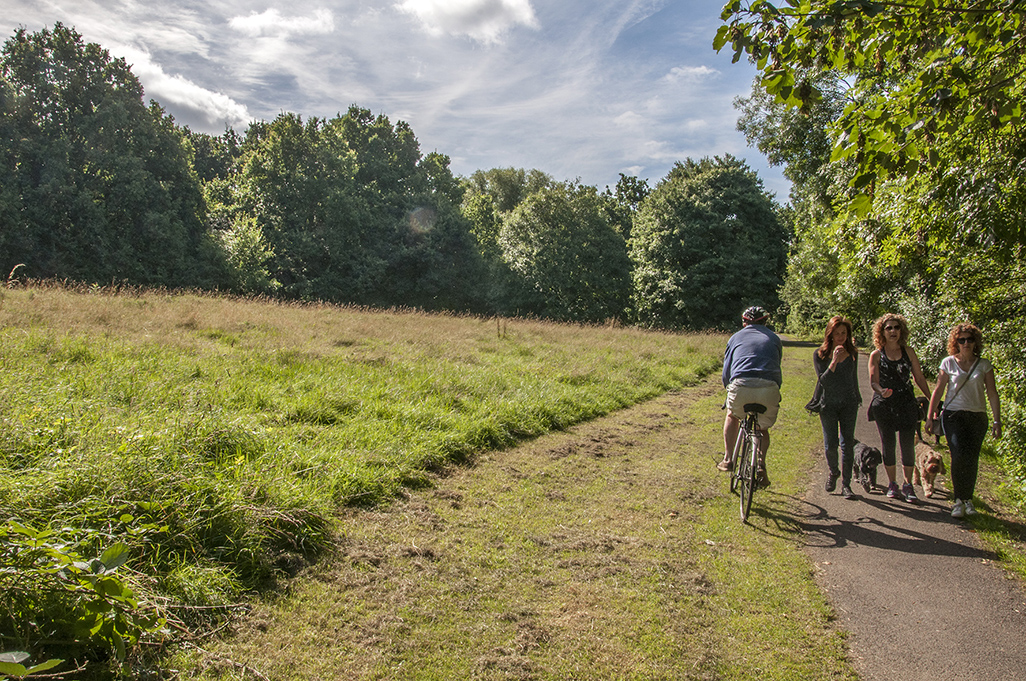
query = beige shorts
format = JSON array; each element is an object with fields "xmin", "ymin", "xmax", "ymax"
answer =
[{"xmin": 726, "ymin": 377, "xmax": 781, "ymax": 430}]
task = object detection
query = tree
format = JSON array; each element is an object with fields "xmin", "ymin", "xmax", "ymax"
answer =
[
  {"xmin": 498, "ymin": 181, "xmax": 631, "ymax": 323},
  {"xmin": 629, "ymin": 156, "xmax": 787, "ymax": 330},
  {"xmin": 0, "ymin": 24, "xmax": 210, "ymax": 286},
  {"xmin": 226, "ymin": 110, "xmax": 485, "ymax": 310},
  {"xmin": 602, "ymin": 173, "xmax": 651, "ymax": 240},
  {"xmin": 465, "ymin": 167, "xmax": 553, "ymax": 213},
  {"xmin": 187, "ymin": 127, "xmax": 242, "ymax": 183},
  {"xmin": 716, "ymin": 0, "xmax": 1026, "ymax": 205}
]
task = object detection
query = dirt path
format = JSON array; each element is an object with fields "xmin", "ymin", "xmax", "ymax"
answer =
[{"xmin": 800, "ymin": 352, "xmax": 1026, "ymax": 680}]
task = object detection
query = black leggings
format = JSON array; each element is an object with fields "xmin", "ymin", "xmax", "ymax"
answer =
[
  {"xmin": 877, "ymin": 424, "xmax": 915, "ymax": 468},
  {"xmin": 944, "ymin": 410, "xmax": 988, "ymax": 500}
]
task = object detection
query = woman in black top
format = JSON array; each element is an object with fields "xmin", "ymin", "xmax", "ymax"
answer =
[
  {"xmin": 813, "ymin": 316, "xmax": 861, "ymax": 499},
  {"xmin": 868, "ymin": 313, "xmax": 932, "ymax": 502}
]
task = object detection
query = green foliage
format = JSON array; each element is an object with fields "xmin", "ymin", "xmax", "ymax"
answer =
[
  {"xmin": 186, "ymin": 127, "xmax": 242, "ymax": 183},
  {"xmin": 716, "ymin": 0, "xmax": 1026, "ymax": 201},
  {"xmin": 0, "ymin": 520, "xmax": 165, "ymax": 674},
  {"xmin": 498, "ymin": 181, "xmax": 631, "ymax": 322},
  {"xmin": 464, "ymin": 167, "xmax": 554, "ymax": 213},
  {"xmin": 225, "ymin": 108, "xmax": 486, "ymax": 310},
  {"xmin": 601, "ymin": 173, "xmax": 651, "ymax": 240},
  {"xmin": 0, "ymin": 24, "xmax": 214, "ymax": 287},
  {"xmin": 629, "ymin": 156, "xmax": 788, "ymax": 330}
]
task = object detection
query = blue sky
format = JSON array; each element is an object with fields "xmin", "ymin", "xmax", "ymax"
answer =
[{"xmin": 1, "ymin": 0, "xmax": 789, "ymax": 199}]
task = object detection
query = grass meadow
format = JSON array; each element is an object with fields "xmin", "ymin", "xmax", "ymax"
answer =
[{"xmin": 0, "ymin": 284, "xmax": 724, "ymax": 669}]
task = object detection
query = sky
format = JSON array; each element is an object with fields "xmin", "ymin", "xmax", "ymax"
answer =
[{"xmin": 1, "ymin": 0, "xmax": 790, "ymax": 199}]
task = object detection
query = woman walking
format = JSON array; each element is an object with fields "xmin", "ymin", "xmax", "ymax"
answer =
[
  {"xmin": 868, "ymin": 314, "xmax": 932, "ymax": 502},
  {"xmin": 813, "ymin": 316, "xmax": 861, "ymax": 499},
  {"xmin": 926, "ymin": 324, "xmax": 1002, "ymax": 518}
]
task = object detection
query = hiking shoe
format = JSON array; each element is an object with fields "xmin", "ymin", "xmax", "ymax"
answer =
[
  {"xmin": 902, "ymin": 483, "xmax": 918, "ymax": 503},
  {"xmin": 841, "ymin": 484, "xmax": 855, "ymax": 500},
  {"xmin": 886, "ymin": 482, "xmax": 900, "ymax": 499},
  {"xmin": 826, "ymin": 473, "xmax": 839, "ymax": 492},
  {"xmin": 951, "ymin": 499, "xmax": 966, "ymax": 519},
  {"xmin": 716, "ymin": 458, "xmax": 733, "ymax": 472},
  {"xmin": 964, "ymin": 499, "xmax": 977, "ymax": 516}
]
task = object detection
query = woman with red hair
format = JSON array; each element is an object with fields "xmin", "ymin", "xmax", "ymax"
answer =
[{"xmin": 812, "ymin": 316, "xmax": 861, "ymax": 499}]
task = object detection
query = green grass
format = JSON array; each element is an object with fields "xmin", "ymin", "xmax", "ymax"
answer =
[
  {"xmin": 0, "ymin": 285, "xmax": 723, "ymax": 663},
  {"xmin": 959, "ymin": 447, "xmax": 1026, "ymax": 581},
  {"xmin": 166, "ymin": 345, "xmax": 853, "ymax": 680}
]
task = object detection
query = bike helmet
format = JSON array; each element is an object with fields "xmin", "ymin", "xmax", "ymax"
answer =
[{"xmin": 742, "ymin": 305, "xmax": 769, "ymax": 324}]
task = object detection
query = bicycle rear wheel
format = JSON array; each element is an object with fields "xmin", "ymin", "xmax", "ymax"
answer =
[
  {"xmin": 737, "ymin": 429, "xmax": 756, "ymax": 522},
  {"xmin": 728, "ymin": 428, "xmax": 746, "ymax": 494}
]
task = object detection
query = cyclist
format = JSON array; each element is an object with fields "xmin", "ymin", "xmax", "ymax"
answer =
[{"xmin": 716, "ymin": 305, "xmax": 782, "ymax": 487}]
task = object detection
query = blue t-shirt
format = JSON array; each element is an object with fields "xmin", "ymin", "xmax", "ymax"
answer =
[{"xmin": 722, "ymin": 324, "xmax": 783, "ymax": 387}]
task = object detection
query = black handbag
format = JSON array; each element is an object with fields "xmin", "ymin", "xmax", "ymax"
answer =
[{"xmin": 928, "ymin": 401, "xmax": 944, "ymax": 436}]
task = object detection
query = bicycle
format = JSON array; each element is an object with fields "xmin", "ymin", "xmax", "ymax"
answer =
[{"xmin": 729, "ymin": 402, "xmax": 767, "ymax": 523}]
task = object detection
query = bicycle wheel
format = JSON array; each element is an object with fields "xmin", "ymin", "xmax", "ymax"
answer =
[
  {"xmin": 737, "ymin": 428, "xmax": 755, "ymax": 522},
  {"xmin": 728, "ymin": 428, "xmax": 746, "ymax": 494}
]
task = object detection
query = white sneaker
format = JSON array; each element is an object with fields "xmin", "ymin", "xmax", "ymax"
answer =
[
  {"xmin": 964, "ymin": 499, "xmax": 977, "ymax": 516},
  {"xmin": 951, "ymin": 499, "xmax": 966, "ymax": 519}
]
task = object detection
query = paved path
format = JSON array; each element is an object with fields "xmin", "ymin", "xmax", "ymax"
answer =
[{"xmin": 800, "ymin": 351, "xmax": 1026, "ymax": 681}]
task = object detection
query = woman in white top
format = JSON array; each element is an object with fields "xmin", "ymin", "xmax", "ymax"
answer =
[{"xmin": 926, "ymin": 323, "xmax": 1002, "ymax": 518}]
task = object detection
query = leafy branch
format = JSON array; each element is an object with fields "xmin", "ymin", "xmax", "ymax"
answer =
[{"xmin": 0, "ymin": 521, "xmax": 167, "ymax": 678}]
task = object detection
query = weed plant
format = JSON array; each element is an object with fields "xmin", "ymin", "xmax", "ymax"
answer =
[{"xmin": 0, "ymin": 284, "xmax": 722, "ymax": 672}]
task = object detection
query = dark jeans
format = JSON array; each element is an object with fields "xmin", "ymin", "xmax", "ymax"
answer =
[
  {"xmin": 943, "ymin": 410, "xmax": 988, "ymax": 501},
  {"xmin": 877, "ymin": 422, "xmax": 916, "ymax": 468},
  {"xmin": 820, "ymin": 402, "xmax": 859, "ymax": 485}
]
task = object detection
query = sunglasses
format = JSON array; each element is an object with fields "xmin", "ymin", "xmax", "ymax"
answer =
[
  {"xmin": 884, "ymin": 325, "xmax": 901, "ymax": 331},
  {"xmin": 957, "ymin": 337, "xmax": 974, "ymax": 344}
]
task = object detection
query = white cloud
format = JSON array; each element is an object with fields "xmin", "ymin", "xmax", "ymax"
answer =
[
  {"xmin": 113, "ymin": 46, "xmax": 251, "ymax": 130},
  {"xmin": 613, "ymin": 111, "xmax": 645, "ymax": 129},
  {"xmin": 664, "ymin": 65, "xmax": 719, "ymax": 84},
  {"xmin": 396, "ymin": 0, "xmax": 539, "ymax": 44},
  {"xmin": 228, "ymin": 8, "xmax": 335, "ymax": 38}
]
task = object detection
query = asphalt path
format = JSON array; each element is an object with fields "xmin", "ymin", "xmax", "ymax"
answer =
[{"xmin": 799, "ymin": 351, "xmax": 1026, "ymax": 681}]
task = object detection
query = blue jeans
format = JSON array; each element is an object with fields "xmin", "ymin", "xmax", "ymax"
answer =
[
  {"xmin": 820, "ymin": 402, "xmax": 859, "ymax": 485},
  {"xmin": 943, "ymin": 410, "xmax": 987, "ymax": 501}
]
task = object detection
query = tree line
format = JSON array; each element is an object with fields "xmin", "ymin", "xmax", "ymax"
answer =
[{"xmin": 0, "ymin": 24, "xmax": 787, "ymax": 330}]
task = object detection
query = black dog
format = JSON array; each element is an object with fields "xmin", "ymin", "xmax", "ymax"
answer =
[{"xmin": 853, "ymin": 440, "xmax": 883, "ymax": 494}]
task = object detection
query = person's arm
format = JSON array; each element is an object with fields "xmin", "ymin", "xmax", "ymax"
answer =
[
  {"xmin": 812, "ymin": 350, "xmax": 827, "ymax": 377},
  {"xmin": 926, "ymin": 370, "xmax": 949, "ymax": 431},
  {"xmin": 868, "ymin": 350, "xmax": 891, "ymax": 398},
  {"xmin": 985, "ymin": 367, "xmax": 1002, "ymax": 439},
  {"xmin": 906, "ymin": 346, "xmax": 932, "ymax": 398}
]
